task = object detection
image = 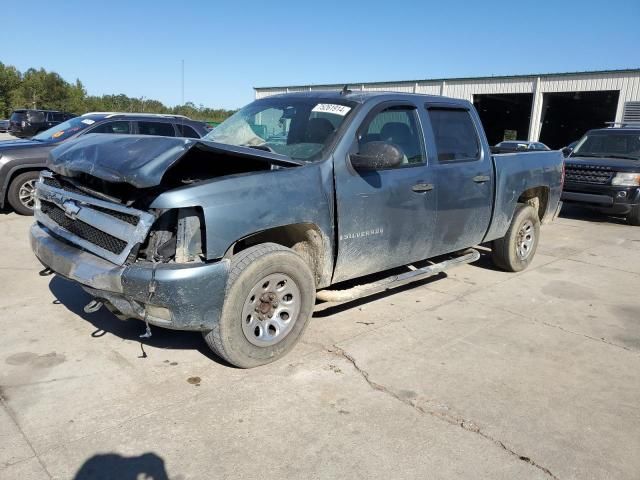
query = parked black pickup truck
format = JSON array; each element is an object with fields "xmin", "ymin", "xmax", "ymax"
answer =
[
  {"xmin": 562, "ymin": 124, "xmax": 640, "ymax": 225},
  {"xmin": 30, "ymin": 91, "xmax": 564, "ymax": 367}
]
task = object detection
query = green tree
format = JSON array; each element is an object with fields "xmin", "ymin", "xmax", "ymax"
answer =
[
  {"xmin": 0, "ymin": 62, "xmax": 235, "ymax": 122},
  {"xmin": 0, "ymin": 62, "xmax": 21, "ymax": 117}
]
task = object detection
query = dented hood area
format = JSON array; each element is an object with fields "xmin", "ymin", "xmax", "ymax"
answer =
[{"xmin": 47, "ymin": 133, "xmax": 302, "ymax": 188}]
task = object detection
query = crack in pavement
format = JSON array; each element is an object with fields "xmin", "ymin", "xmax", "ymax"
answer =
[
  {"xmin": 0, "ymin": 391, "xmax": 53, "ymax": 478},
  {"xmin": 467, "ymin": 297, "xmax": 637, "ymax": 355},
  {"xmin": 327, "ymin": 346, "xmax": 560, "ymax": 480}
]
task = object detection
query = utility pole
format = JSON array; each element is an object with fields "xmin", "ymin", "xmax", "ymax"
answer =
[{"xmin": 181, "ymin": 59, "xmax": 185, "ymax": 106}]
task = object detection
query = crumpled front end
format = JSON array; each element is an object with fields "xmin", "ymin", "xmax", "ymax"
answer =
[{"xmin": 30, "ymin": 171, "xmax": 230, "ymax": 331}]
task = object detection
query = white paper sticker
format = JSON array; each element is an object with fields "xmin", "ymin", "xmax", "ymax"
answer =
[
  {"xmin": 81, "ymin": 119, "xmax": 95, "ymax": 125},
  {"xmin": 312, "ymin": 104, "xmax": 351, "ymax": 116}
]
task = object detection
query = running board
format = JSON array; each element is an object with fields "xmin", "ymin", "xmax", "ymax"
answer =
[{"xmin": 316, "ymin": 249, "xmax": 480, "ymax": 303}]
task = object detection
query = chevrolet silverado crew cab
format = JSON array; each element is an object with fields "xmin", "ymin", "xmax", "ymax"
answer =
[
  {"xmin": 30, "ymin": 91, "xmax": 563, "ymax": 368},
  {"xmin": 561, "ymin": 123, "xmax": 640, "ymax": 225}
]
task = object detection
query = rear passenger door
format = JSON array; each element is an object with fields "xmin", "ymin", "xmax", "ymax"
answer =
[
  {"xmin": 135, "ymin": 121, "xmax": 176, "ymax": 137},
  {"xmin": 424, "ymin": 103, "xmax": 493, "ymax": 256}
]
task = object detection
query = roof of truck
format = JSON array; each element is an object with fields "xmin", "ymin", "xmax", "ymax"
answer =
[{"xmin": 260, "ymin": 90, "xmax": 469, "ymax": 106}]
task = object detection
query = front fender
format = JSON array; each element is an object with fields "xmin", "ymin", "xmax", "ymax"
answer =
[{"xmin": 149, "ymin": 162, "xmax": 335, "ymax": 263}]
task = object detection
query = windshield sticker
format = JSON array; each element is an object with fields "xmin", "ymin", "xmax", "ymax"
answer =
[
  {"xmin": 52, "ymin": 131, "xmax": 65, "ymax": 139},
  {"xmin": 81, "ymin": 119, "xmax": 95, "ymax": 125},
  {"xmin": 312, "ymin": 104, "xmax": 351, "ymax": 116}
]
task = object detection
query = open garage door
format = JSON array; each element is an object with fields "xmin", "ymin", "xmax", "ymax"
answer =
[
  {"xmin": 473, "ymin": 94, "xmax": 533, "ymax": 146},
  {"xmin": 539, "ymin": 90, "xmax": 620, "ymax": 149}
]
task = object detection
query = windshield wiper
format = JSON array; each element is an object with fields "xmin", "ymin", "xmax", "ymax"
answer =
[
  {"xmin": 247, "ymin": 144, "xmax": 277, "ymax": 154},
  {"xmin": 575, "ymin": 153, "xmax": 639, "ymax": 160},
  {"xmin": 606, "ymin": 154, "xmax": 639, "ymax": 160}
]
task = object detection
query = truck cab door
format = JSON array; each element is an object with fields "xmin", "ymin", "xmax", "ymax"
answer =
[
  {"xmin": 423, "ymin": 104, "xmax": 493, "ymax": 256},
  {"xmin": 332, "ymin": 102, "xmax": 437, "ymax": 283}
]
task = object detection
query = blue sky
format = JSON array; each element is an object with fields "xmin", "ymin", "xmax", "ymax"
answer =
[{"xmin": 2, "ymin": 0, "xmax": 639, "ymax": 109}]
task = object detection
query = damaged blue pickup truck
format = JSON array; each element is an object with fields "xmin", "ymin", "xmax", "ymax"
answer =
[{"xmin": 30, "ymin": 91, "xmax": 563, "ymax": 367}]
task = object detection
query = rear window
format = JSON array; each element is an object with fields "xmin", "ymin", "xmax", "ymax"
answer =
[
  {"xmin": 176, "ymin": 123, "xmax": 200, "ymax": 138},
  {"xmin": 428, "ymin": 108, "xmax": 480, "ymax": 163},
  {"xmin": 137, "ymin": 121, "xmax": 175, "ymax": 137}
]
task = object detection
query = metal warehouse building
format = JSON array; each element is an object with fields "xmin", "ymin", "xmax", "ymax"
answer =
[{"xmin": 254, "ymin": 69, "xmax": 640, "ymax": 149}]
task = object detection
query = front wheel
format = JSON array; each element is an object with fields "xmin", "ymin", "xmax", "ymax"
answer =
[
  {"xmin": 203, "ymin": 243, "xmax": 316, "ymax": 368},
  {"xmin": 492, "ymin": 204, "xmax": 540, "ymax": 272},
  {"xmin": 627, "ymin": 205, "xmax": 640, "ymax": 226},
  {"xmin": 7, "ymin": 171, "xmax": 41, "ymax": 216}
]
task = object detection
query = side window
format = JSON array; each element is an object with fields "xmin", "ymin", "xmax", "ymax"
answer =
[
  {"xmin": 28, "ymin": 111, "xmax": 46, "ymax": 123},
  {"xmin": 427, "ymin": 108, "xmax": 480, "ymax": 163},
  {"xmin": 137, "ymin": 121, "xmax": 176, "ymax": 137},
  {"xmin": 90, "ymin": 121, "xmax": 131, "ymax": 134},
  {"xmin": 50, "ymin": 112, "xmax": 65, "ymax": 122},
  {"xmin": 176, "ymin": 123, "xmax": 200, "ymax": 138},
  {"xmin": 359, "ymin": 106, "xmax": 425, "ymax": 165}
]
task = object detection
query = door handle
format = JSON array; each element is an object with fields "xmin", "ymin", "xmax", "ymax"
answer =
[
  {"xmin": 412, "ymin": 182, "xmax": 434, "ymax": 193},
  {"xmin": 473, "ymin": 175, "xmax": 490, "ymax": 183}
]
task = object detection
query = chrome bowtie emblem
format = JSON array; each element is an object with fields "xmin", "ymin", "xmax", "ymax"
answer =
[{"xmin": 62, "ymin": 200, "xmax": 81, "ymax": 219}]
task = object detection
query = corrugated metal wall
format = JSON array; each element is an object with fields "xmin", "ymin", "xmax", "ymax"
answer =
[{"xmin": 255, "ymin": 71, "xmax": 640, "ymax": 140}]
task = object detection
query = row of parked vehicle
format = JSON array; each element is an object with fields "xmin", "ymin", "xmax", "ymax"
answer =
[{"xmin": 0, "ymin": 110, "xmax": 210, "ymax": 214}]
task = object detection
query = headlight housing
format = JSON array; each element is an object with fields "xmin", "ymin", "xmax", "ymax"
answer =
[{"xmin": 611, "ymin": 172, "xmax": 640, "ymax": 187}]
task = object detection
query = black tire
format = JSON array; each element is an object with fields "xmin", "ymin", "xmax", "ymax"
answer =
[
  {"xmin": 627, "ymin": 205, "xmax": 640, "ymax": 226},
  {"xmin": 203, "ymin": 243, "xmax": 316, "ymax": 368},
  {"xmin": 492, "ymin": 204, "xmax": 540, "ymax": 272},
  {"xmin": 7, "ymin": 171, "xmax": 41, "ymax": 216}
]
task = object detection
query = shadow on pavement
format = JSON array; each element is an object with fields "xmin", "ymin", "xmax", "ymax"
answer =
[
  {"xmin": 0, "ymin": 205, "xmax": 15, "ymax": 216},
  {"xmin": 73, "ymin": 452, "xmax": 169, "ymax": 480},
  {"xmin": 48, "ymin": 275, "xmax": 229, "ymax": 365}
]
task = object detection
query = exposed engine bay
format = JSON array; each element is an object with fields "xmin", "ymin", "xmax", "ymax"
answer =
[{"xmin": 40, "ymin": 136, "xmax": 302, "ymax": 265}]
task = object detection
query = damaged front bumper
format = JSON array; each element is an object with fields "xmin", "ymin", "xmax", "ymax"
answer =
[{"xmin": 30, "ymin": 223, "xmax": 229, "ymax": 331}]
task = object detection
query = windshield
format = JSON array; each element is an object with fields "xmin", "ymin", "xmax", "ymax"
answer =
[
  {"xmin": 572, "ymin": 133, "xmax": 640, "ymax": 160},
  {"xmin": 204, "ymin": 98, "xmax": 356, "ymax": 161},
  {"xmin": 10, "ymin": 111, "xmax": 26, "ymax": 122},
  {"xmin": 32, "ymin": 116, "xmax": 96, "ymax": 142}
]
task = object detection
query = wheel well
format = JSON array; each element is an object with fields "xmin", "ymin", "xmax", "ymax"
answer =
[
  {"xmin": 3, "ymin": 167, "xmax": 44, "ymax": 204},
  {"xmin": 230, "ymin": 223, "xmax": 330, "ymax": 287},
  {"xmin": 517, "ymin": 186, "xmax": 549, "ymax": 221}
]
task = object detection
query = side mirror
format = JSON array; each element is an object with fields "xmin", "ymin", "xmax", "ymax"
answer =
[
  {"xmin": 561, "ymin": 147, "xmax": 573, "ymax": 157},
  {"xmin": 350, "ymin": 141, "xmax": 404, "ymax": 170}
]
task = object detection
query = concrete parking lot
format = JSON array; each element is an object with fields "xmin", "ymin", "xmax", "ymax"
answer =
[
  {"xmin": 0, "ymin": 132, "xmax": 15, "ymax": 141},
  {"xmin": 1, "ymin": 203, "xmax": 639, "ymax": 479}
]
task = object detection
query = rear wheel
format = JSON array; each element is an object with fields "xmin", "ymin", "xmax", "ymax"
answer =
[
  {"xmin": 492, "ymin": 204, "xmax": 540, "ymax": 272},
  {"xmin": 203, "ymin": 243, "xmax": 316, "ymax": 368},
  {"xmin": 7, "ymin": 171, "xmax": 41, "ymax": 216}
]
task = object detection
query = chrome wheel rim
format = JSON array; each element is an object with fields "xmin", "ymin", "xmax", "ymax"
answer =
[
  {"xmin": 241, "ymin": 273, "xmax": 301, "ymax": 347},
  {"xmin": 516, "ymin": 220, "xmax": 535, "ymax": 259},
  {"xmin": 18, "ymin": 179, "xmax": 37, "ymax": 209}
]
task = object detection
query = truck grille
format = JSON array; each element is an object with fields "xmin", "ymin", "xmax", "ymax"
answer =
[
  {"xmin": 564, "ymin": 164, "xmax": 613, "ymax": 185},
  {"xmin": 40, "ymin": 200, "xmax": 128, "ymax": 254},
  {"xmin": 35, "ymin": 171, "xmax": 155, "ymax": 265}
]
